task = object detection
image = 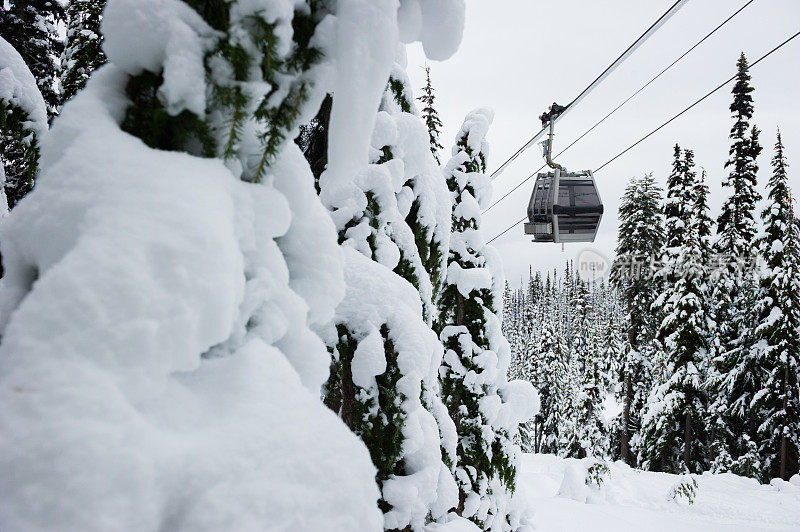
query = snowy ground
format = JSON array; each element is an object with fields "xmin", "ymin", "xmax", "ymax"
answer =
[{"xmin": 518, "ymin": 454, "xmax": 800, "ymax": 531}]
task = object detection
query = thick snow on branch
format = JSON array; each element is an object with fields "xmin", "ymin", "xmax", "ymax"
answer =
[
  {"xmin": 0, "ymin": 37, "xmax": 48, "ymax": 137},
  {"xmin": 397, "ymin": 0, "xmax": 466, "ymax": 60},
  {"xmin": 0, "ymin": 66, "xmax": 382, "ymax": 530},
  {"xmin": 337, "ymin": 248, "xmax": 459, "ymax": 530},
  {"xmin": 102, "ymin": 0, "xmax": 215, "ymax": 116}
]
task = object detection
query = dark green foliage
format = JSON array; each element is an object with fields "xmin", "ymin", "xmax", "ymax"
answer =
[
  {"xmin": 249, "ymin": 11, "xmax": 325, "ymax": 180},
  {"xmin": 610, "ymin": 173, "xmax": 664, "ymax": 464},
  {"xmin": 717, "ymin": 53, "xmax": 762, "ymax": 249},
  {"xmin": 0, "ymin": 100, "xmax": 40, "ymax": 209},
  {"xmin": 709, "ymin": 52, "xmax": 764, "ymax": 475},
  {"xmin": 0, "ymin": 0, "xmax": 64, "ymax": 119},
  {"xmin": 418, "ymin": 66, "xmax": 444, "ymax": 164},
  {"xmin": 325, "ymin": 325, "xmax": 407, "ymax": 508},
  {"xmin": 119, "ymin": 0, "xmax": 332, "ymax": 182},
  {"xmin": 0, "ymin": 1, "xmax": 63, "ymax": 209},
  {"xmin": 751, "ymin": 131, "xmax": 800, "ymax": 481},
  {"xmin": 408, "ymin": 195, "xmax": 445, "ymax": 306},
  {"xmin": 388, "ymin": 75, "xmax": 413, "ymax": 114},
  {"xmin": 296, "ymin": 93, "xmax": 331, "ymax": 186},
  {"xmin": 183, "ymin": 0, "xmax": 228, "ymax": 30},
  {"xmin": 121, "ymin": 71, "xmax": 216, "ymax": 157},
  {"xmin": 663, "ymin": 145, "xmax": 692, "ymax": 251},
  {"xmin": 61, "ymin": 0, "xmax": 108, "ymax": 104}
]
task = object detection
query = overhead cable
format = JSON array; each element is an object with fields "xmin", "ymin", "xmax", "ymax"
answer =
[
  {"xmin": 484, "ymin": 0, "xmax": 755, "ymax": 215},
  {"xmin": 485, "ymin": 29, "xmax": 800, "ymax": 245},
  {"xmin": 488, "ymin": 0, "xmax": 690, "ymax": 181}
]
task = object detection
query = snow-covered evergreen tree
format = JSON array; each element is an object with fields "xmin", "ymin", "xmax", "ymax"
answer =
[
  {"xmin": 530, "ymin": 306, "xmax": 567, "ymax": 455},
  {"xmin": 503, "ymin": 263, "xmax": 625, "ymax": 461},
  {"xmin": 716, "ymin": 53, "xmax": 762, "ymax": 253},
  {"xmin": 610, "ymin": 173, "xmax": 664, "ymax": 465},
  {"xmin": 437, "ymin": 108, "xmax": 536, "ymax": 530},
  {"xmin": 61, "ymin": 0, "xmax": 108, "ymax": 104},
  {"xmin": 709, "ymin": 52, "xmax": 764, "ymax": 476},
  {"xmin": 320, "ymin": 47, "xmax": 465, "ymax": 530},
  {"xmin": 561, "ymin": 278, "xmax": 608, "ymax": 459},
  {"xmin": 0, "ymin": 0, "xmax": 62, "ymax": 208},
  {"xmin": 0, "ymin": 0, "xmax": 64, "ymax": 119},
  {"xmin": 0, "ymin": 0, "xmax": 476, "ymax": 528},
  {"xmin": 418, "ymin": 66, "xmax": 444, "ymax": 164},
  {"xmin": 0, "ymin": 37, "xmax": 47, "ymax": 210},
  {"xmin": 750, "ymin": 130, "xmax": 800, "ymax": 481},
  {"xmin": 640, "ymin": 148, "xmax": 710, "ymax": 474}
]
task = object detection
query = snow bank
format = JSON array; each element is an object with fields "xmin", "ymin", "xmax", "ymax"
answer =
[
  {"xmin": 0, "ymin": 58, "xmax": 381, "ymax": 532},
  {"xmin": 519, "ymin": 454, "xmax": 800, "ymax": 531},
  {"xmin": 0, "ymin": 36, "xmax": 47, "ymax": 136}
]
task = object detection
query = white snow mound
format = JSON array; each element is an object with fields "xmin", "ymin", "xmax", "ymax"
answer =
[{"xmin": 0, "ymin": 66, "xmax": 382, "ymax": 531}]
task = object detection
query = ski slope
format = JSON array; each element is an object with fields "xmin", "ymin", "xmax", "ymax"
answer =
[{"xmin": 518, "ymin": 454, "xmax": 800, "ymax": 531}]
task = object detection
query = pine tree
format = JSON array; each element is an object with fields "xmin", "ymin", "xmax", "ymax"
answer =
[
  {"xmin": 694, "ymin": 169, "xmax": 714, "ymax": 260},
  {"xmin": 321, "ymin": 52, "xmax": 460, "ymax": 529},
  {"xmin": 709, "ymin": 52, "xmax": 764, "ymax": 476},
  {"xmin": 0, "ymin": 1, "xmax": 64, "ymax": 119},
  {"xmin": 437, "ymin": 108, "xmax": 533, "ymax": 529},
  {"xmin": 561, "ymin": 278, "xmax": 608, "ymax": 459},
  {"xmin": 640, "ymin": 148, "xmax": 710, "ymax": 474},
  {"xmin": 610, "ymin": 173, "xmax": 664, "ymax": 465},
  {"xmin": 663, "ymin": 145, "xmax": 689, "ymax": 249},
  {"xmin": 0, "ymin": 2, "xmax": 63, "ymax": 208},
  {"xmin": 717, "ymin": 53, "xmax": 762, "ymax": 252},
  {"xmin": 530, "ymin": 313, "xmax": 565, "ymax": 455},
  {"xmin": 0, "ymin": 37, "xmax": 47, "ymax": 210},
  {"xmin": 750, "ymin": 130, "xmax": 800, "ymax": 481},
  {"xmin": 61, "ymin": 0, "xmax": 108, "ymax": 104},
  {"xmin": 0, "ymin": 0, "xmax": 400, "ymax": 527},
  {"xmin": 418, "ymin": 66, "xmax": 444, "ymax": 164}
]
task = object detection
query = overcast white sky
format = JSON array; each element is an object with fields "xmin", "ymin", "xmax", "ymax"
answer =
[{"xmin": 405, "ymin": 0, "xmax": 800, "ymax": 287}]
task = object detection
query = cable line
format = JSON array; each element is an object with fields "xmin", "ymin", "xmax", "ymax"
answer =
[
  {"xmin": 485, "ymin": 29, "xmax": 800, "ymax": 245},
  {"xmin": 593, "ymin": 29, "xmax": 800, "ymax": 173},
  {"xmin": 483, "ymin": 0, "xmax": 754, "ymax": 215},
  {"xmin": 488, "ymin": 0, "xmax": 690, "ymax": 181}
]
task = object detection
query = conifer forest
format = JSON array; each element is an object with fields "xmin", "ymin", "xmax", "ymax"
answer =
[{"xmin": 1, "ymin": 1, "xmax": 799, "ymax": 530}]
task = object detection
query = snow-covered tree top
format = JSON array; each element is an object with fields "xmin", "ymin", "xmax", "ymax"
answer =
[
  {"xmin": 0, "ymin": 37, "xmax": 48, "ymax": 137},
  {"xmin": 454, "ymin": 106, "xmax": 493, "ymax": 156}
]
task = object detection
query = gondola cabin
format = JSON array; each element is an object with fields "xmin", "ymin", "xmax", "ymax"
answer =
[{"xmin": 524, "ymin": 168, "xmax": 603, "ymax": 243}]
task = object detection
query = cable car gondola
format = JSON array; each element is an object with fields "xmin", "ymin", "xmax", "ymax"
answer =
[
  {"xmin": 525, "ymin": 168, "xmax": 603, "ymax": 243},
  {"xmin": 524, "ymin": 104, "xmax": 603, "ymax": 243}
]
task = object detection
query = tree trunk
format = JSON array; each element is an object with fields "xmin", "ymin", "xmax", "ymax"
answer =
[
  {"xmin": 781, "ymin": 364, "xmax": 788, "ymax": 480},
  {"xmin": 456, "ymin": 292, "xmax": 465, "ymax": 326},
  {"xmin": 684, "ymin": 410, "xmax": 692, "ymax": 472},
  {"xmin": 340, "ymin": 343, "xmax": 356, "ymax": 431},
  {"xmin": 621, "ymin": 369, "xmax": 631, "ymax": 465},
  {"xmin": 621, "ymin": 318, "xmax": 635, "ymax": 465}
]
